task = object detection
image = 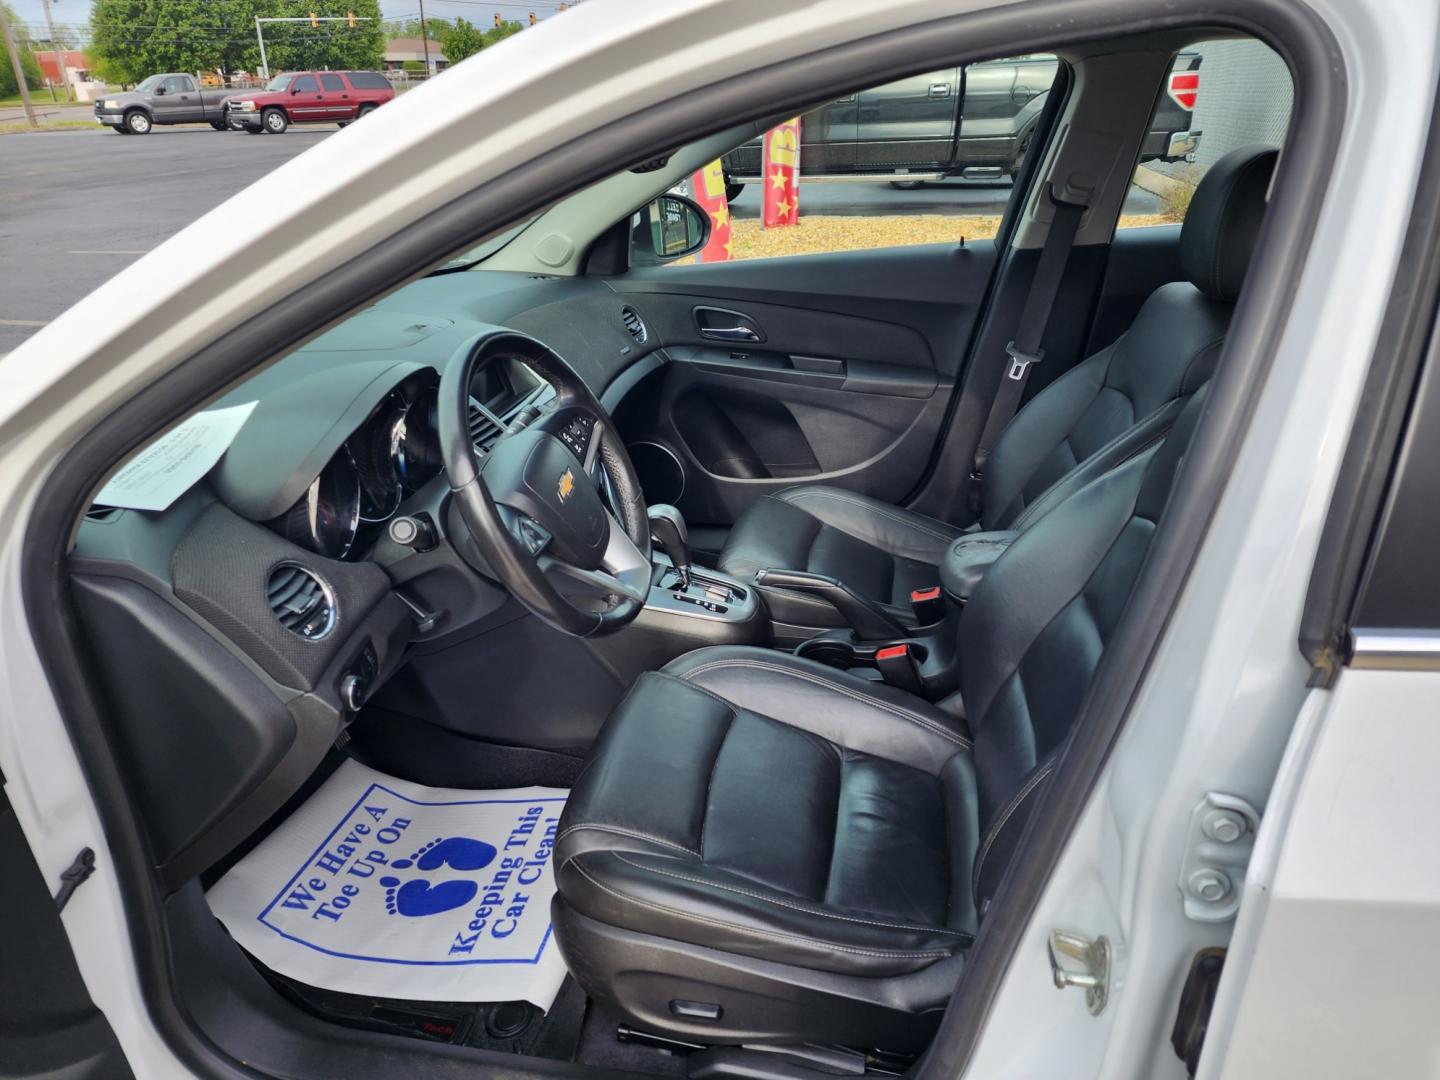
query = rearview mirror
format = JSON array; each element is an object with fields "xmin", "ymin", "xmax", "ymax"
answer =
[{"xmin": 635, "ymin": 195, "xmax": 710, "ymax": 263}]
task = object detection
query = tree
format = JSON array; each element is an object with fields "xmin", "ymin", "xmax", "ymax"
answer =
[
  {"xmin": 483, "ymin": 20, "xmax": 524, "ymax": 48},
  {"xmin": 0, "ymin": 3, "xmax": 43, "ymax": 97},
  {"xmin": 438, "ymin": 18, "xmax": 482, "ymax": 65},
  {"xmin": 382, "ymin": 17, "xmax": 450, "ymax": 39},
  {"xmin": 89, "ymin": 0, "xmax": 385, "ymax": 85}
]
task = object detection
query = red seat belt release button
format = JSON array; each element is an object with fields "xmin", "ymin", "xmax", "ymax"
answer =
[
  {"xmin": 910, "ymin": 586, "xmax": 946, "ymax": 626},
  {"xmin": 874, "ymin": 643, "xmax": 924, "ymax": 695}
]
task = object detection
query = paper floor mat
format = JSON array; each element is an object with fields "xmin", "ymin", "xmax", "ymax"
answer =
[{"xmin": 206, "ymin": 760, "xmax": 569, "ymax": 1009}]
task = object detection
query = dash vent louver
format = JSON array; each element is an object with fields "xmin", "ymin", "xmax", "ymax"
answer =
[
  {"xmin": 266, "ymin": 563, "xmax": 336, "ymax": 640},
  {"xmin": 468, "ymin": 383, "xmax": 553, "ymax": 455},
  {"xmin": 621, "ymin": 306, "xmax": 648, "ymax": 345}
]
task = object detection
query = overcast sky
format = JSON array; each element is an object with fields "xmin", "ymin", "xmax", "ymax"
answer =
[{"xmin": 7, "ymin": 0, "xmax": 571, "ymax": 40}]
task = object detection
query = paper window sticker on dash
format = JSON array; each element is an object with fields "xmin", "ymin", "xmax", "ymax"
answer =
[
  {"xmin": 206, "ymin": 760, "xmax": 570, "ymax": 1009},
  {"xmin": 93, "ymin": 400, "xmax": 257, "ymax": 513}
]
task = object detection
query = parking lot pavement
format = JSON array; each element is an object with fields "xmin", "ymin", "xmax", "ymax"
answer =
[{"xmin": 0, "ymin": 125, "xmax": 329, "ymax": 353}]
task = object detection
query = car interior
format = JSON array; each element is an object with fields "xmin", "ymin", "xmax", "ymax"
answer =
[{"xmin": 24, "ymin": 20, "xmax": 1297, "ymax": 1080}]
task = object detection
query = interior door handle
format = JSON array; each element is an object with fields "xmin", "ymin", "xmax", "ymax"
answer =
[{"xmin": 701, "ymin": 325, "xmax": 761, "ymax": 342}]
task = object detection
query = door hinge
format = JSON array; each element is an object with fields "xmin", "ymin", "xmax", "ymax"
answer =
[
  {"xmin": 1179, "ymin": 793, "xmax": 1260, "ymax": 922},
  {"xmin": 53, "ymin": 847, "xmax": 96, "ymax": 913},
  {"xmin": 1047, "ymin": 929, "xmax": 1111, "ymax": 1015}
]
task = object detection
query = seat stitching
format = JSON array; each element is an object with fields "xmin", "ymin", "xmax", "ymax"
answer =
[
  {"xmin": 971, "ymin": 759, "xmax": 1055, "ymax": 899},
  {"xmin": 612, "ymin": 852, "xmax": 974, "ymax": 940},
  {"xmin": 567, "ymin": 861, "xmax": 953, "ymax": 960},
  {"xmin": 555, "ymin": 823, "xmax": 700, "ymax": 858},
  {"xmin": 677, "ymin": 659, "xmax": 971, "ymax": 749},
  {"xmin": 779, "ymin": 490, "xmax": 958, "ymax": 545},
  {"xmin": 699, "ymin": 708, "xmax": 734, "ymax": 860}
]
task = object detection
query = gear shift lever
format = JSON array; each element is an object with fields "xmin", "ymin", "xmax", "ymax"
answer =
[{"xmin": 647, "ymin": 504, "xmax": 692, "ymax": 589}]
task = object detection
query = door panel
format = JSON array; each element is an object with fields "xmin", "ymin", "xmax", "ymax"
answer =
[
  {"xmin": 319, "ymin": 73, "xmax": 352, "ymax": 119},
  {"xmin": 855, "ymin": 67, "xmax": 961, "ymax": 170},
  {"xmin": 612, "ymin": 242, "xmax": 996, "ymax": 525}
]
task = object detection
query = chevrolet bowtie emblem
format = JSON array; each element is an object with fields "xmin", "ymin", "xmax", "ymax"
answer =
[{"xmin": 557, "ymin": 467, "xmax": 575, "ymax": 502}]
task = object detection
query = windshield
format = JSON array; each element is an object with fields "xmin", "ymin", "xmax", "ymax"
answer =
[
  {"xmin": 134, "ymin": 75, "xmax": 162, "ymax": 93},
  {"xmin": 266, "ymin": 74, "xmax": 294, "ymax": 92},
  {"xmin": 438, "ymin": 217, "xmax": 540, "ymax": 270}
]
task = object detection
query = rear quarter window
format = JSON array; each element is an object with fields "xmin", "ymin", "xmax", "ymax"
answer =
[{"xmin": 345, "ymin": 72, "xmax": 392, "ymax": 90}]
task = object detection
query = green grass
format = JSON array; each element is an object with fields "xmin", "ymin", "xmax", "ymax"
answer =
[
  {"xmin": 0, "ymin": 117, "xmax": 99, "ymax": 133},
  {"xmin": 0, "ymin": 93, "xmax": 92, "ymax": 110}
]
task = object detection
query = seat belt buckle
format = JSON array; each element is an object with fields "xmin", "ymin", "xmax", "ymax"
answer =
[
  {"xmin": 874, "ymin": 643, "xmax": 924, "ymax": 695},
  {"xmin": 910, "ymin": 586, "xmax": 946, "ymax": 627},
  {"xmin": 1005, "ymin": 340, "xmax": 1044, "ymax": 381}
]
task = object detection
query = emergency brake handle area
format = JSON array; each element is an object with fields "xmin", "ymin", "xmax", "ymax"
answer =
[{"xmin": 754, "ymin": 567, "xmax": 906, "ymax": 640}]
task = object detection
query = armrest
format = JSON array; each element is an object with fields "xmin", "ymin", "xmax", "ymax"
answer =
[
  {"xmin": 939, "ymin": 531, "xmax": 1018, "ymax": 604},
  {"xmin": 754, "ymin": 568, "xmax": 906, "ymax": 641}
]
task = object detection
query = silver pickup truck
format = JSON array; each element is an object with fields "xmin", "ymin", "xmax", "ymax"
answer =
[
  {"xmin": 721, "ymin": 52, "xmax": 1201, "ymax": 199},
  {"xmin": 93, "ymin": 73, "xmax": 237, "ymax": 135}
]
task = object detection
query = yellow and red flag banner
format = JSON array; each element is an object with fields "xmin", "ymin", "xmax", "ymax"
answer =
[
  {"xmin": 762, "ymin": 116, "xmax": 801, "ymax": 228},
  {"xmin": 690, "ymin": 159, "xmax": 732, "ymax": 262}
]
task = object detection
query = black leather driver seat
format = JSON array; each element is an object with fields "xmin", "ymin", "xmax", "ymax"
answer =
[
  {"xmin": 716, "ymin": 146, "xmax": 1277, "ymax": 635},
  {"xmin": 553, "ymin": 390, "xmax": 1209, "ymax": 1048}
]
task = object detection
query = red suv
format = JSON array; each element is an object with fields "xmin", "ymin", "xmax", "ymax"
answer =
[{"xmin": 224, "ymin": 70, "xmax": 395, "ymax": 134}]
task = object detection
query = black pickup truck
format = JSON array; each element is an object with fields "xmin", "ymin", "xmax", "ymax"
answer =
[
  {"xmin": 722, "ymin": 52, "xmax": 1201, "ymax": 199},
  {"xmin": 93, "ymin": 73, "xmax": 236, "ymax": 134}
]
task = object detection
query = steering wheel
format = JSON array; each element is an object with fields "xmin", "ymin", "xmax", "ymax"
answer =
[{"xmin": 438, "ymin": 330, "xmax": 652, "ymax": 637}]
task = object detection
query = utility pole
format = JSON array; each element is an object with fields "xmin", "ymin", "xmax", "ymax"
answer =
[
  {"xmin": 418, "ymin": 0, "xmax": 431, "ymax": 76},
  {"xmin": 0, "ymin": 3, "xmax": 37, "ymax": 129},
  {"xmin": 255, "ymin": 15, "xmax": 271, "ymax": 81},
  {"xmin": 40, "ymin": 0, "xmax": 71, "ymax": 101}
]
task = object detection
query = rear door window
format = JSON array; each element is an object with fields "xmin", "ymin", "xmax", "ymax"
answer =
[
  {"xmin": 320, "ymin": 74, "xmax": 346, "ymax": 92},
  {"xmin": 1120, "ymin": 39, "xmax": 1292, "ymax": 229}
]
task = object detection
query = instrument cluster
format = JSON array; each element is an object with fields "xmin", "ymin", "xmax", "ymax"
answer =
[{"xmin": 269, "ymin": 371, "xmax": 443, "ymax": 559}]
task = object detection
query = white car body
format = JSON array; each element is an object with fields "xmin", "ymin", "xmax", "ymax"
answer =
[{"xmin": 1, "ymin": 0, "xmax": 1437, "ymax": 1076}]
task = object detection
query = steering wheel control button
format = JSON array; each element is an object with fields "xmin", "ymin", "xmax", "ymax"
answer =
[
  {"xmin": 389, "ymin": 513, "xmax": 437, "ymax": 553},
  {"xmin": 559, "ymin": 414, "xmax": 595, "ymax": 459}
]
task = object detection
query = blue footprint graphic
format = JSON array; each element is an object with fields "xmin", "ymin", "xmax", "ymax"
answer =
[
  {"xmin": 380, "ymin": 875, "xmax": 478, "ymax": 917},
  {"xmin": 391, "ymin": 836, "xmax": 498, "ymax": 873}
]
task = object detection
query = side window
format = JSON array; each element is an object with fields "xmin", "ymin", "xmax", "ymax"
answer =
[
  {"xmin": 346, "ymin": 71, "xmax": 390, "ymax": 90},
  {"xmin": 1120, "ymin": 39, "xmax": 1292, "ymax": 230},
  {"xmin": 163, "ymin": 76, "xmax": 190, "ymax": 94},
  {"xmin": 650, "ymin": 55, "xmax": 1061, "ymax": 265},
  {"xmin": 320, "ymin": 74, "xmax": 346, "ymax": 92},
  {"xmin": 292, "ymin": 75, "xmax": 319, "ymax": 94}
]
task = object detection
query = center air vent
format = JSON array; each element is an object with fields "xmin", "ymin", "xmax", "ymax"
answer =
[
  {"xmin": 266, "ymin": 563, "xmax": 336, "ymax": 640},
  {"xmin": 621, "ymin": 306, "xmax": 648, "ymax": 345}
]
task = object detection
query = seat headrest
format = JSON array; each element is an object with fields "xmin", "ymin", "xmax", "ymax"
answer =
[{"xmin": 1179, "ymin": 145, "xmax": 1279, "ymax": 302}]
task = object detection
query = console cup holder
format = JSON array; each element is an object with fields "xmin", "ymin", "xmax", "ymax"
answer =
[{"xmin": 796, "ymin": 637, "xmax": 929, "ymax": 671}]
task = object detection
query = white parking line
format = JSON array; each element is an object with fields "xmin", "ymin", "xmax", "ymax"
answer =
[
  {"xmin": 68, "ymin": 249, "xmax": 149, "ymax": 255},
  {"xmin": 0, "ymin": 319, "xmax": 48, "ymax": 326}
]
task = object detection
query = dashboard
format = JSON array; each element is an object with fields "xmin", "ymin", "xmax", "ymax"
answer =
[{"xmin": 66, "ymin": 269, "xmax": 662, "ymax": 887}]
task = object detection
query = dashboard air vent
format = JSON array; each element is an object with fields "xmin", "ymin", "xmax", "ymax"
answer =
[
  {"xmin": 266, "ymin": 563, "xmax": 336, "ymax": 640},
  {"xmin": 621, "ymin": 306, "xmax": 648, "ymax": 345},
  {"xmin": 469, "ymin": 383, "xmax": 554, "ymax": 455}
]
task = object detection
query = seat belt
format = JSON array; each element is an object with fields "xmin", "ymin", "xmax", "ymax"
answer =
[{"xmin": 968, "ymin": 186, "xmax": 1088, "ymax": 518}]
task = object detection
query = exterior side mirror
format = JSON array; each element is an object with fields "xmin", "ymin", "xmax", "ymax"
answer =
[
  {"xmin": 154, "ymin": 85, "xmax": 167, "ymax": 96},
  {"xmin": 636, "ymin": 195, "xmax": 710, "ymax": 263}
]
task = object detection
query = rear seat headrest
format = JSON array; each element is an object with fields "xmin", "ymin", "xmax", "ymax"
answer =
[{"xmin": 1179, "ymin": 145, "xmax": 1279, "ymax": 302}]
